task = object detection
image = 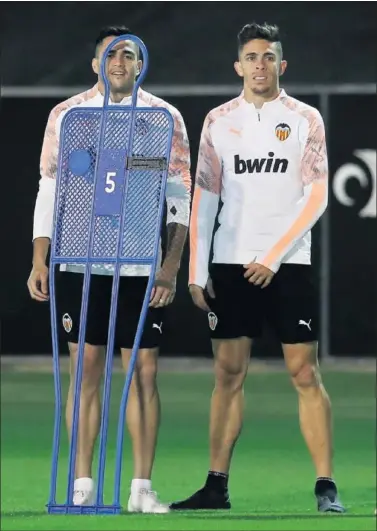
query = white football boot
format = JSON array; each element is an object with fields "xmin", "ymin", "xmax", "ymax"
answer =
[
  {"xmin": 72, "ymin": 477, "xmax": 95, "ymax": 506},
  {"xmin": 128, "ymin": 487, "xmax": 170, "ymax": 514}
]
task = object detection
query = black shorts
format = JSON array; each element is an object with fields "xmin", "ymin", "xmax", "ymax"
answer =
[
  {"xmin": 205, "ymin": 264, "xmax": 319, "ymax": 344},
  {"xmin": 55, "ymin": 271, "xmax": 164, "ymax": 349}
]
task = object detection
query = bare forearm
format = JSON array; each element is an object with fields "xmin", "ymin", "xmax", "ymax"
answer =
[
  {"xmin": 32, "ymin": 237, "xmax": 50, "ymax": 267},
  {"xmin": 164, "ymin": 222, "xmax": 187, "ymax": 270},
  {"xmin": 155, "ymin": 223, "xmax": 188, "ymax": 288}
]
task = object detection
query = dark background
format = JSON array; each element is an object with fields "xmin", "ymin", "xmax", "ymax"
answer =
[
  {"xmin": 1, "ymin": 2, "xmax": 376, "ymax": 358},
  {"xmin": 2, "ymin": 2, "xmax": 376, "ymax": 86}
]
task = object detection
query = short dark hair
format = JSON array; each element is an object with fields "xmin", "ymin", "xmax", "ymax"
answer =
[
  {"xmin": 95, "ymin": 25, "xmax": 138, "ymax": 56},
  {"xmin": 237, "ymin": 22, "xmax": 283, "ymax": 58}
]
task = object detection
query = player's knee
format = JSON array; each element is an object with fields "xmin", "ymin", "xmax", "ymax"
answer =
[
  {"xmin": 138, "ymin": 359, "xmax": 157, "ymax": 391},
  {"xmin": 290, "ymin": 362, "xmax": 321, "ymax": 390},
  {"xmin": 214, "ymin": 355, "xmax": 248, "ymax": 392},
  {"xmin": 127, "ymin": 349, "xmax": 158, "ymax": 394},
  {"xmin": 69, "ymin": 343, "xmax": 103, "ymax": 391}
]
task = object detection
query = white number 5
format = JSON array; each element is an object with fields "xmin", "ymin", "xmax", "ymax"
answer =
[{"xmin": 105, "ymin": 171, "xmax": 116, "ymax": 193}]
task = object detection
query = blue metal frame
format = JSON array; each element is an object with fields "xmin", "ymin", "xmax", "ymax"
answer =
[{"xmin": 47, "ymin": 34, "xmax": 174, "ymax": 515}]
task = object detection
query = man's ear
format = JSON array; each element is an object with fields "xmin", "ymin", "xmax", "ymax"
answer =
[
  {"xmin": 279, "ymin": 59, "xmax": 287, "ymax": 77},
  {"xmin": 234, "ymin": 60, "xmax": 244, "ymax": 79},
  {"xmin": 92, "ymin": 57, "xmax": 99, "ymax": 75},
  {"xmin": 136, "ymin": 60, "xmax": 142, "ymax": 76}
]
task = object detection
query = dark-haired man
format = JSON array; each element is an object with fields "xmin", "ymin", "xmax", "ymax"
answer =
[
  {"xmin": 171, "ymin": 22, "xmax": 344, "ymax": 514},
  {"xmin": 27, "ymin": 25, "xmax": 191, "ymax": 513}
]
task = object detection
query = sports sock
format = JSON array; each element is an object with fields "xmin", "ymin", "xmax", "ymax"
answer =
[
  {"xmin": 315, "ymin": 477, "xmax": 337, "ymax": 494},
  {"xmin": 131, "ymin": 478, "xmax": 152, "ymax": 494},
  {"xmin": 205, "ymin": 470, "xmax": 229, "ymax": 492}
]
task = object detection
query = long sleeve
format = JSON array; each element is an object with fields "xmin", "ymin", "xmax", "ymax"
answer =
[
  {"xmin": 158, "ymin": 109, "xmax": 192, "ymax": 281},
  {"xmin": 33, "ymin": 177, "xmax": 56, "ymax": 240},
  {"xmin": 165, "ymin": 109, "xmax": 191, "ymax": 227},
  {"xmin": 32, "ymin": 87, "xmax": 95, "ymax": 241},
  {"xmin": 33, "ymin": 107, "xmax": 60, "ymax": 240},
  {"xmin": 189, "ymin": 114, "xmax": 222, "ymax": 288},
  {"xmin": 259, "ymin": 109, "xmax": 328, "ymax": 273}
]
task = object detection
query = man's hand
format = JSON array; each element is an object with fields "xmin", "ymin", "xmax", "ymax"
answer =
[
  {"xmin": 149, "ymin": 267, "xmax": 177, "ymax": 308},
  {"xmin": 27, "ymin": 263, "xmax": 49, "ymax": 301},
  {"xmin": 189, "ymin": 278, "xmax": 215, "ymax": 312},
  {"xmin": 243, "ymin": 262, "xmax": 274, "ymax": 289}
]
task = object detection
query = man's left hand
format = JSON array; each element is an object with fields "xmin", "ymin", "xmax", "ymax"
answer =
[
  {"xmin": 243, "ymin": 262, "xmax": 275, "ymax": 289},
  {"xmin": 149, "ymin": 268, "xmax": 176, "ymax": 308}
]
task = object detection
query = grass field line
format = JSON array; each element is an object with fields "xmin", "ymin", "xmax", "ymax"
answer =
[
  {"xmin": 1, "ymin": 354, "xmax": 376, "ymax": 374},
  {"xmin": 1, "ymin": 369, "xmax": 375, "ymax": 530}
]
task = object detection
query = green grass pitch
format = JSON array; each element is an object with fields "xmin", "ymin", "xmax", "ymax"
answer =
[{"xmin": 1, "ymin": 365, "xmax": 376, "ymax": 530}]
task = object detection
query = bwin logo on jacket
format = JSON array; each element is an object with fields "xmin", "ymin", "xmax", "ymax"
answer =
[
  {"xmin": 333, "ymin": 149, "xmax": 376, "ymax": 218},
  {"xmin": 234, "ymin": 152, "xmax": 289, "ymax": 174}
]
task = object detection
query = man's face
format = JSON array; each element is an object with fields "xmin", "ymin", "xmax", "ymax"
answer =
[
  {"xmin": 234, "ymin": 39, "xmax": 287, "ymax": 95},
  {"xmin": 92, "ymin": 36, "xmax": 141, "ymax": 94}
]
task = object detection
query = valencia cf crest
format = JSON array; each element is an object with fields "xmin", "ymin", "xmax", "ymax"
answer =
[
  {"xmin": 62, "ymin": 313, "xmax": 73, "ymax": 333},
  {"xmin": 208, "ymin": 312, "xmax": 218, "ymax": 331},
  {"xmin": 275, "ymin": 123, "xmax": 291, "ymax": 141},
  {"xmin": 135, "ymin": 117, "xmax": 149, "ymax": 136}
]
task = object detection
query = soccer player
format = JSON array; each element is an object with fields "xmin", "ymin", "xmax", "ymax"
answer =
[
  {"xmin": 27, "ymin": 25, "xmax": 191, "ymax": 513},
  {"xmin": 170, "ymin": 22, "xmax": 345, "ymax": 513}
]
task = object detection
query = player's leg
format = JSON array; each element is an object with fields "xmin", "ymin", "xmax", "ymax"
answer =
[
  {"xmin": 282, "ymin": 341, "xmax": 344, "ymax": 512},
  {"xmin": 210, "ymin": 337, "xmax": 252, "ymax": 475},
  {"xmin": 205, "ymin": 336, "xmax": 252, "ymax": 497},
  {"xmin": 283, "ymin": 341, "xmax": 332, "ymax": 480},
  {"xmin": 56, "ymin": 271, "xmax": 110, "ymax": 505},
  {"xmin": 272, "ymin": 264, "xmax": 345, "ymax": 513},
  {"xmin": 172, "ymin": 337, "xmax": 252, "ymax": 512},
  {"xmin": 66, "ymin": 341, "xmax": 105, "ymax": 504},
  {"xmin": 171, "ymin": 265, "xmax": 262, "ymax": 510},
  {"xmin": 121, "ymin": 347, "xmax": 164, "ymax": 512},
  {"xmin": 117, "ymin": 276, "xmax": 168, "ymax": 513}
]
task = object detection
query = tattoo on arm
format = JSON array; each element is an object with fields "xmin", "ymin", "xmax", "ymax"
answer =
[
  {"xmin": 165, "ymin": 222, "xmax": 187, "ymax": 264},
  {"xmin": 155, "ymin": 222, "xmax": 188, "ymax": 287}
]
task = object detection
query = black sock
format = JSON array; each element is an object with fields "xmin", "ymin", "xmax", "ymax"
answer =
[
  {"xmin": 205, "ymin": 471, "xmax": 229, "ymax": 492},
  {"xmin": 315, "ymin": 477, "xmax": 337, "ymax": 494}
]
